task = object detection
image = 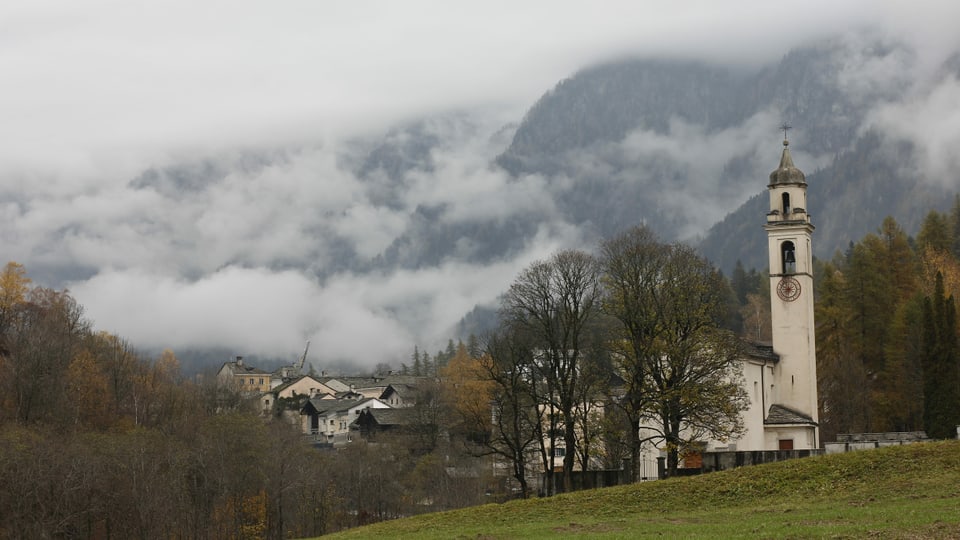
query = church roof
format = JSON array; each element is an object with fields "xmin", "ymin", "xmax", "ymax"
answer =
[
  {"xmin": 765, "ymin": 404, "xmax": 816, "ymax": 425},
  {"xmin": 768, "ymin": 140, "xmax": 806, "ymax": 186},
  {"xmin": 742, "ymin": 341, "xmax": 779, "ymax": 362}
]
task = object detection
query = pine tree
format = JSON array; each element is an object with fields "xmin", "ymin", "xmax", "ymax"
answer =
[
  {"xmin": 917, "ymin": 210, "xmax": 952, "ymax": 254},
  {"xmin": 412, "ymin": 346, "xmax": 423, "ymax": 376},
  {"xmin": 845, "ymin": 237, "xmax": 895, "ymax": 380},
  {"xmin": 950, "ymin": 194, "xmax": 960, "ymax": 259},
  {"xmin": 880, "ymin": 295, "xmax": 925, "ymax": 431},
  {"xmin": 878, "ymin": 217, "xmax": 918, "ymax": 302},
  {"xmin": 422, "ymin": 350, "xmax": 434, "ymax": 377},
  {"xmin": 815, "ymin": 260, "xmax": 870, "ymax": 440},
  {"xmin": 466, "ymin": 333, "xmax": 481, "ymax": 359},
  {"xmin": 920, "ymin": 272, "xmax": 960, "ymax": 439},
  {"xmin": 730, "ymin": 260, "xmax": 751, "ymax": 305}
]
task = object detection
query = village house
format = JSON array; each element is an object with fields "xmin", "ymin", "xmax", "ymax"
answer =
[
  {"xmin": 319, "ymin": 374, "xmax": 433, "ymax": 401},
  {"xmin": 378, "ymin": 383, "xmax": 420, "ymax": 407},
  {"xmin": 351, "ymin": 407, "xmax": 419, "ymax": 439},
  {"xmin": 217, "ymin": 356, "xmax": 272, "ymax": 394},
  {"xmin": 300, "ymin": 396, "xmax": 391, "ymax": 446},
  {"xmin": 260, "ymin": 374, "xmax": 337, "ymax": 414}
]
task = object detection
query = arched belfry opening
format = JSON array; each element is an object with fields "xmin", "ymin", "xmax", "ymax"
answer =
[
  {"xmin": 782, "ymin": 241, "xmax": 796, "ymax": 274},
  {"xmin": 781, "ymin": 192, "xmax": 791, "ymax": 215}
]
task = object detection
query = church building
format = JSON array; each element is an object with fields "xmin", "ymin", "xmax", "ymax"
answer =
[
  {"xmin": 636, "ymin": 137, "xmax": 821, "ymax": 477},
  {"xmin": 730, "ymin": 135, "xmax": 820, "ymax": 452}
]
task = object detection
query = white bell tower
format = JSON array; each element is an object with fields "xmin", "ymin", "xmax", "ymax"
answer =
[{"xmin": 764, "ymin": 131, "xmax": 820, "ymax": 450}]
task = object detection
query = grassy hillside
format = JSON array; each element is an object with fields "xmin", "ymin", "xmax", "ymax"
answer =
[{"xmin": 322, "ymin": 441, "xmax": 960, "ymax": 539}]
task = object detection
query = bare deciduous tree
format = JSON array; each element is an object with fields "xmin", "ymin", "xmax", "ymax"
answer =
[{"xmin": 501, "ymin": 249, "xmax": 602, "ymax": 493}]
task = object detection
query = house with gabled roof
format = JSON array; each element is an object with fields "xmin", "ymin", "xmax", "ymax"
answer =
[
  {"xmin": 260, "ymin": 374, "xmax": 337, "ymax": 414},
  {"xmin": 351, "ymin": 408, "xmax": 419, "ymax": 439},
  {"xmin": 300, "ymin": 397, "xmax": 391, "ymax": 446},
  {"xmin": 379, "ymin": 383, "xmax": 419, "ymax": 407},
  {"xmin": 217, "ymin": 356, "xmax": 272, "ymax": 394},
  {"xmin": 319, "ymin": 374, "xmax": 435, "ymax": 402}
]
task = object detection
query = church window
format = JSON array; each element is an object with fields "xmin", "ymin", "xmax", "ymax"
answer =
[
  {"xmin": 782, "ymin": 241, "xmax": 796, "ymax": 274},
  {"xmin": 782, "ymin": 192, "xmax": 791, "ymax": 215}
]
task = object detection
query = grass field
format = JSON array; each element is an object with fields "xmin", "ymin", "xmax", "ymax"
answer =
[{"xmin": 321, "ymin": 440, "xmax": 960, "ymax": 539}]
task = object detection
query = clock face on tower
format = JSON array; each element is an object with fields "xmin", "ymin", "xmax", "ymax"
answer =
[{"xmin": 777, "ymin": 276, "xmax": 801, "ymax": 302}]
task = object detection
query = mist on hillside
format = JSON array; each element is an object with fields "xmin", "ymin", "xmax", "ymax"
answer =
[{"xmin": 3, "ymin": 3, "xmax": 960, "ymax": 370}]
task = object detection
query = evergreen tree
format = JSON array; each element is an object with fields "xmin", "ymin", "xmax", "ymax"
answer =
[
  {"xmin": 730, "ymin": 260, "xmax": 751, "ymax": 305},
  {"xmin": 950, "ymin": 195, "xmax": 960, "ymax": 259},
  {"xmin": 879, "ymin": 295, "xmax": 925, "ymax": 431},
  {"xmin": 466, "ymin": 333, "xmax": 481, "ymax": 359},
  {"xmin": 412, "ymin": 346, "xmax": 423, "ymax": 376},
  {"xmin": 444, "ymin": 339, "xmax": 457, "ymax": 364},
  {"xmin": 815, "ymin": 260, "xmax": 869, "ymax": 440},
  {"xmin": 920, "ymin": 272, "xmax": 960, "ymax": 439},
  {"xmin": 845, "ymin": 237, "xmax": 894, "ymax": 379},
  {"xmin": 422, "ymin": 350, "xmax": 434, "ymax": 377},
  {"xmin": 917, "ymin": 210, "xmax": 952, "ymax": 254},
  {"xmin": 878, "ymin": 217, "xmax": 918, "ymax": 302}
]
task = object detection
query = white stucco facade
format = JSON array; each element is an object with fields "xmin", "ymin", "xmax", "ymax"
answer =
[{"xmin": 655, "ymin": 139, "xmax": 821, "ymax": 461}]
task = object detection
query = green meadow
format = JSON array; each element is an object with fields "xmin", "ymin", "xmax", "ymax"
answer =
[{"xmin": 323, "ymin": 441, "xmax": 960, "ymax": 539}]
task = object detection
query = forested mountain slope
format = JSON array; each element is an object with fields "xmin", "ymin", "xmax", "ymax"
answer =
[
  {"xmin": 493, "ymin": 36, "xmax": 955, "ymax": 273},
  {"xmin": 701, "ymin": 133, "xmax": 953, "ymax": 272}
]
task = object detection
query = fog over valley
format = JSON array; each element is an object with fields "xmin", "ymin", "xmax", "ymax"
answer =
[{"xmin": 3, "ymin": 1, "xmax": 960, "ymax": 370}]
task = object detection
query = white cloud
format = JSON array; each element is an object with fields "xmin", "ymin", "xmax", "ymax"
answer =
[
  {"xmin": 6, "ymin": 0, "xmax": 960, "ymax": 369},
  {"xmin": 868, "ymin": 75, "xmax": 960, "ymax": 186}
]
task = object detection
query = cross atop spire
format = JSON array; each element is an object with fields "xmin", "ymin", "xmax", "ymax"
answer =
[
  {"xmin": 780, "ymin": 122, "xmax": 793, "ymax": 146},
  {"xmin": 780, "ymin": 123, "xmax": 792, "ymax": 146}
]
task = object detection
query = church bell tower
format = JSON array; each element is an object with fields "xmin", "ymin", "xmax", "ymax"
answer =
[{"xmin": 764, "ymin": 132, "xmax": 820, "ymax": 449}]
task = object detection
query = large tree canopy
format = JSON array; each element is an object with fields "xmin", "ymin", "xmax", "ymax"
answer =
[{"xmin": 601, "ymin": 227, "xmax": 747, "ymax": 477}]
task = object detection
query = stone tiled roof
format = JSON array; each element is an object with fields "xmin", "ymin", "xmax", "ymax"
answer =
[
  {"xmin": 765, "ymin": 404, "xmax": 816, "ymax": 425},
  {"xmin": 222, "ymin": 361, "xmax": 271, "ymax": 376},
  {"xmin": 357, "ymin": 408, "xmax": 416, "ymax": 427},
  {"xmin": 303, "ymin": 396, "xmax": 378, "ymax": 415},
  {"xmin": 379, "ymin": 375, "xmax": 433, "ymax": 386},
  {"xmin": 269, "ymin": 375, "xmax": 330, "ymax": 395},
  {"xmin": 381, "ymin": 383, "xmax": 417, "ymax": 399},
  {"xmin": 742, "ymin": 341, "xmax": 779, "ymax": 362}
]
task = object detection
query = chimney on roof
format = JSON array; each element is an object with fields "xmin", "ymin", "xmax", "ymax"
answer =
[{"xmin": 236, "ymin": 356, "xmax": 244, "ymax": 367}]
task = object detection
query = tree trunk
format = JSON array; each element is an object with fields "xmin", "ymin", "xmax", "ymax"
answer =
[{"xmin": 629, "ymin": 414, "xmax": 642, "ymax": 482}]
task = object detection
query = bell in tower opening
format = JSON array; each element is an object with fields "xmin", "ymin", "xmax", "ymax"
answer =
[{"xmin": 782, "ymin": 241, "xmax": 796, "ymax": 274}]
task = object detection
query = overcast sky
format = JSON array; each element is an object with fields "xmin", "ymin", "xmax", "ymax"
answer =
[{"xmin": 2, "ymin": 1, "xmax": 959, "ymax": 370}]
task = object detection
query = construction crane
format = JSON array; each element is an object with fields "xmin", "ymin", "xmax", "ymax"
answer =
[{"xmin": 296, "ymin": 340, "xmax": 311, "ymax": 376}]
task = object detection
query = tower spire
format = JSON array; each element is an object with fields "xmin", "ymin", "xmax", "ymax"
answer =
[
  {"xmin": 780, "ymin": 122, "xmax": 792, "ymax": 145},
  {"xmin": 763, "ymin": 134, "xmax": 819, "ymax": 450}
]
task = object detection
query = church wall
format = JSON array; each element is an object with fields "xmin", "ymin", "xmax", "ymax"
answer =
[
  {"xmin": 723, "ymin": 360, "xmax": 772, "ymax": 452},
  {"xmin": 763, "ymin": 426, "xmax": 816, "ymax": 450}
]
